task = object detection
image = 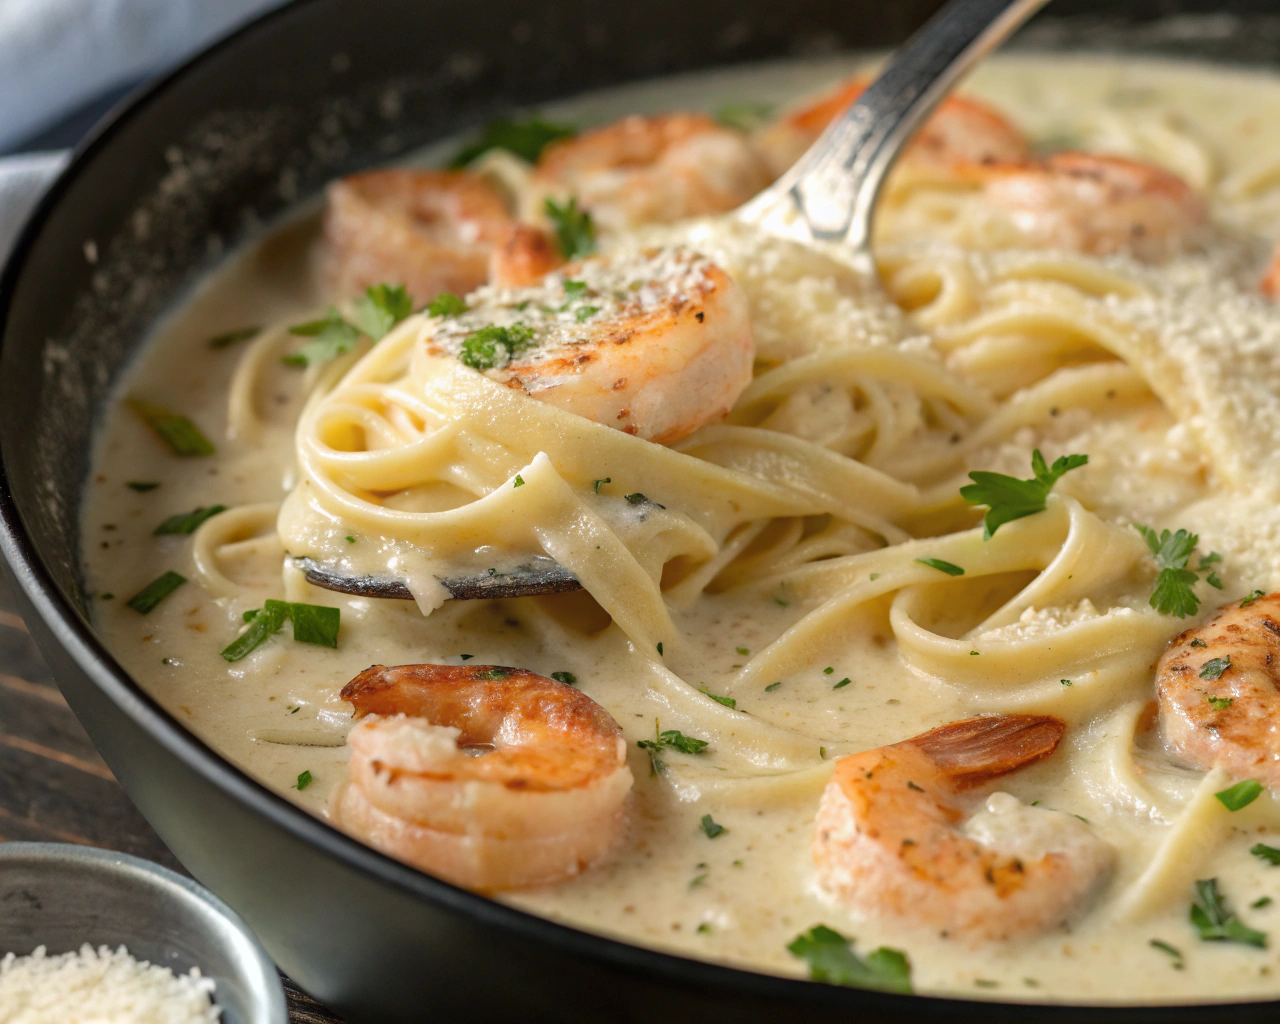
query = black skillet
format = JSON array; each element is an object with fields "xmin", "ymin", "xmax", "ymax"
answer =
[{"xmin": 1, "ymin": 0, "xmax": 1278, "ymax": 1020}]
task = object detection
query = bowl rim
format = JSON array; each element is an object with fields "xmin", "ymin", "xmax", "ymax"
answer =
[
  {"xmin": 0, "ymin": 0, "xmax": 1275, "ymax": 1018},
  {"xmin": 0, "ymin": 841, "xmax": 289, "ymax": 1024}
]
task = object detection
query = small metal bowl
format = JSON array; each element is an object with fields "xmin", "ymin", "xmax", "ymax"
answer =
[{"xmin": 0, "ymin": 842, "xmax": 288, "ymax": 1024}]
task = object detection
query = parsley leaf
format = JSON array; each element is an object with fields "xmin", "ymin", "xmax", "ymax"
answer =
[
  {"xmin": 450, "ymin": 116, "xmax": 576, "ymax": 167},
  {"xmin": 1242, "ymin": 589, "xmax": 1267, "ymax": 607},
  {"xmin": 285, "ymin": 307, "xmax": 360, "ymax": 367},
  {"xmin": 1190, "ymin": 878, "xmax": 1267, "ymax": 947},
  {"xmin": 637, "ymin": 726, "xmax": 710, "ymax": 773},
  {"xmin": 700, "ymin": 814, "xmax": 727, "ymax": 838},
  {"xmin": 699, "ymin": 687, "xmax": 737, "ymax": 709},
  {"xmin": 959, "ymin": 449, "xmax": 1088, "ymax": 539},
  {"xmin": 915, "ymin": 557, "xmax": 964, "ymax": 576},
  {"xmin": 220, "ymin": 600, "xmax": 339, "ymax": 661},
  {"xmin": 550, "ymin": 671, "xmax": 577, "ymax": 685},
  {"xmin": 1207, "ymin": 695, "xmax": 1233, "ymax": 711},
  {"xmin": 296, "ymin": 770, "xmax": 313, "ymax": 791},
  {"xmin": 1134, "ymin": 525, "xmax": 1204, "ymax": 618},
  {"xmin": 787, "ymin": 925, "xmax": 913, "ymax": 994},
  {"xmin": 1200, "ymin": 656, "xmax": 1231, "ymax": 680},
  {"xmin": 427, "ymin": 292, "xmax": 467, "ymax": 317},
  {"xmin": 459, "ymin": 323, "xmax": 536, "ymax": 370},
  {"xmin": 207, "ymin": 326, "xmax": 260, "ymax": 348},
  {"xmin": 544, "ymin": 196, "xmax": 596, "ymax": 260},
  {"xmin": 1216, "ymin": 779, "xmax": 1263, "ymax": 811},
  {"xmin": 153, "ymin": 505, "xmax": 226, "ymax": 535},
  {"xmin": 290, "ymin": 602, "xmax": 341, "ymax": 648},
  {"xmin": 221, "ymin": 599, "xmax": 289, "ymax": 661},
  {"xmin": 350, "ymin": 283, "xmax": 412, "ymax": 340}
]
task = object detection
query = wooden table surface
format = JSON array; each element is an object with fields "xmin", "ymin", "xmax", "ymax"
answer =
[{"xmin": 0, "ymin": 569, "xmax": 345, "ymax": 1023}]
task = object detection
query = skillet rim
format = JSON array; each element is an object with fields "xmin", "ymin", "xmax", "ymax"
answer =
[{"xmin": 0, "ymin": 0, "xmax": 1274, "ymax": 1017}]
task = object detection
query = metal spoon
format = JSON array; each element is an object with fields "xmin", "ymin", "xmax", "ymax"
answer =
[{"xmin": 299, "ymin": 0, "xmax": 1047, "ymax": 602}]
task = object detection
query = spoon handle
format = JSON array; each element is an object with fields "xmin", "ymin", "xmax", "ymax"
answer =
[{"xmin": 738, "ymin": 0, "xmax": 1048, "ymax": 257}]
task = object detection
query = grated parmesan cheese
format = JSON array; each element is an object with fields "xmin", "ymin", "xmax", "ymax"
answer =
[{"xmin": 0, "ymin": 944, "xmax": 219, "ymax": 1024}]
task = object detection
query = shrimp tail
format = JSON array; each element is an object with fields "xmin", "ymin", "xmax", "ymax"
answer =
[{"xmin": 909, "ymin": 714, "xmax": 1065, "ymax": 789}]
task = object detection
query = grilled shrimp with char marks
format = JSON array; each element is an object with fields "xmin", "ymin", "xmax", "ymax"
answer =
[
  {"xmin": 335, "ymin": 663, "xmax": 633, "ymax": 891},
  {"xmin": 813, "ymin": 715, "xmax": 1112, "ymax": 942},
  {"xmin": 1157, "ymin": 591, "xmax": 1280, "ymax": 786},
  {"xmin": 426, "ymin": 246, "xmax": 754, "ymax": 444}
]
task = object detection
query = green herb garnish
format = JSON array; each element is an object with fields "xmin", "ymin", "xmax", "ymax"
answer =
[
  {"xmin": 296, "ymin": 770, "xmax": 313, "ymax": 791},
  {"xmin": 290, "ymin": 602, "xmax": 341, "ymax": 648},
  {"xmin": 1149, "ymin": 939, "xmax": 1183, "ymax": 966},
  {"xmin": 699, "ymin": 687, "xmax": 736, "ymax": 709},
  {"xmin": 544, "ymin": 196, "xmax": 596, "ymax": 260},
  {"xmin": 592, "ymin": 477, "xmax": 610, "ymax": 493},
  {"xmin": 285, "ymin": 307, "xmax": 361, "ymax": 367},
  {"xmin": 715, "ymin": 101, "xmax": 773, "ymax": 133},
  {"xmin": 450, "ymin": 116, "xmax": 576, "ymax": 167},
  {"xmin": 1134, "ymin": 525, "xmax": 1204, "ymax": 618},
  {"xmin": 1256, "ymin": 897, "xmax": 1274, "ymax": 909},
  {"xmin": 1200, "ymin": 656, "xmax": 1231, "ymax": 680},
  {"xmin": 208, "ymin": 326, "xmax": 260, "ymax": 348},
  {"xmin": 1242, "ymin": 589, "xmax": 1267, "ymax": 607},
  {"xmin": 1190, "ymin": 638, "xmax": 1207, "ymax": 648},
  {"xmin": 700, "ymin": 814, "xmax": 727, "ymax": 838},
  {"xmin": 574, "ymin": 305, "xmax": 600, "ymax": 322},
  {"xmin": 1207, "ymin": 695, "xmax": 1233, "ymax": 711},
  {"xmin": 1216, "ymin": 779, "xmax": 1263, "ymax": 811},
  {"xmin": 832, "ymin": 677, "xmax": 852, "ymax": 690},
  {"xmin": 351, "ymin": 283, "xmax": 412, "ymax": 340},
  {"xmin": 1190, "ymin": 878, "xmax": 1267, "ymax": 947},
  {"xmin": 513, "ymin": 474, "xmax": 525, "ymax": 488},
  {"xmin": 736, "ymin": 647, "xmax": 749, "ymax": 655},
  {"xmin": 787, "ymin": 925, "xmax": 912, "ymax": 994},
  {"xmin": 637, "ymin": 727, "xmax": 710, "ymax": 774},
  {"xmin": 427, "ymin": 292, "xmax": 468, "ymax": 317},
  {"xmin": 126, "ymin": 571, "xmax": 186, "ymax": 614},
  {"xmin": 221, "ymin": 600, "xmax": 339, "ymax": 661},
  {"xmin": 153, "ymin": 505, "xmax": 226, "ymax": 535},
  {"xmin": 1253, "ymin": 843, "xmax": 1280, "ymax": 866},
  {"xmin": 1207, "ymin": 573, "xmax": 1224, "ymax": 589},
  {"xmin": 459, "ymin": 323, "xmax": 536, "ymax": 370},
  {"xmin": 551, "ymin": 671, "xmax": 577, "ymax": 685},
  {"xmin": 959, "ymin": 449, "xmax": 1088, "ymax": 539},
  {"xmin": 915, "ymin": 557, "xmax": 964, "ymax": 577},
  {"xmin": 765, "ymin": 681, "xmax": 782, "ymax": 692},
  {"xmin": 127, "ymin": 400, "xmax": 215, "ymax": 456},
  {"xmin": 126, "ymin": 481, "xmax": 160, "ymax": 492}
]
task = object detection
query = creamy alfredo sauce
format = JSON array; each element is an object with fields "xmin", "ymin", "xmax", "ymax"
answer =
[{"xmin": 82, "ymin": 55, "xmax": 1280, "ymax": 1003}]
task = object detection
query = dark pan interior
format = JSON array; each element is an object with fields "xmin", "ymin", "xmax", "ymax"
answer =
[{"xmin": 5, "ymin": 0, "xmax": 1280, "ymax": 1020}]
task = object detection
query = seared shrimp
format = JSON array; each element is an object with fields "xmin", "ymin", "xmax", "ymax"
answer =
[
  {"xmin": 426, "ymin": 246, "xmax": 754, "ymax": 444},
  {"xmin": 1157, "ymin": 591, "xmax": 1280, "ymax": 786},
  {"xmin": 488, "ymin": 224, "xmax": 565, "ymax": 287},
  {"xmin": 323, "ymin": 169, "xmax": 515, "ymax": 302},
  {"xmin": 532, "ymin": 113, "xmax": 771, "ymax": 231},
  {"xmin": 753, "ymin": 76, "xmax": 1029, "ymax": 180},
  {"xmin": 335, "ymin": 664, "xmax": 633, "ymax": 891},
  {"xmin": 813, "ymin": 715, "xmax": 1111, "ymax": 941},
  {"xmin": 972, "ymin": 152, "xmax": 1207, "ymax": 260},
  {"xmin": 1260, "ymin": 244, "xmax": 1280, "ymax": 300}
]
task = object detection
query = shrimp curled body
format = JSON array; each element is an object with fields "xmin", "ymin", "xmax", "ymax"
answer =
[
  {"xmin": 335, "ymin": 664, "xmax": 633, "ymax": 891},
  {"xmin": 1158, "ymin": 592, "xmax": 1280, "ymax": 786},
  {"xmin": 427, "ymin": 247, "xmax": 755, "ymax": 444},
  {"xmin": 813, "ymin": 715, "xmax": 1111, "ymax": 941}
]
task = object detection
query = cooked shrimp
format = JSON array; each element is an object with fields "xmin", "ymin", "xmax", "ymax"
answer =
[
  {"xmin": 972, "ymin": 152, "xmax": 1207, "ymax": 260},
  {"xmin": 813, "ymin": 715, "xmax": 1112, "ymax": 941},
  {"xmin": 1157, "ymin": 591, "xmax": 1280, "ymax": 786},
  {"xmin": 753, "ymin": 76, "xmax": 1029, "ymax": 180},
  {"xmin": 532, "ymin": 113, "xmax": 771, "ymax": 231},
  {"xmin": 334, "ymin": 663, "xmax": 633, "ymax": 891},
  {"xmin": 1260, "ymin": 244, "xmax": 1280, "ymax": 299},
  {"xmin": 488, "ymin": 224, "xmax": 565, "ymax": 287},
  {"xmin": 426, "ymin": 246, "xmax": 754, "ymax": 444},
  {"xmin": 322, "ymin": 169, "xmax": 515, "ymax": 302}
]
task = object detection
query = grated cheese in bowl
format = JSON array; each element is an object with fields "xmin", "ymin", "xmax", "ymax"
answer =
[{"xmin": 0, "ymin": 943, "xmax": 219, "ymax": 1024}]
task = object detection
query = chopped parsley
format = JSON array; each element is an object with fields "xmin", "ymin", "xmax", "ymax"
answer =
[
  {"xmin": 127, "ymin": 400, "xmax": 214, "ymax": 456},
  {"xmin": 822, "ymin": 667, "xmax": 834, "ymax": 675},
  {"xmin": 544, "ymin": 196, "xmax": 596, "ymax": 260},
  {"xmin": 1252, "ymin": 843, "xmax": 1280, "ymax": 866},
  {"xmin": 1207, "ymin": 695, "xmax": 1233, "ymax": 711},
  {"xmin": 637, "ymin": 725, "xmax": 710, "ymax": 774},
  {"xmin": 474, "ymin": 667, "xmax": 513, "ymax": 680},
  {"xmin": 832, "ymin": 677, "xmax": 852, "ymax": 690},
  {"xmin": 1149, "ymin": 939, "xmax": 1184, "ymax": 967},
  {"xmin": 765, "ymin": 681, "xmax": 782, "ymax": 692},
  {"xmin": 450, "ymin": 116, "xmax": 576, "ymax": 167},
  {"xmin": 736, "ymin": 646, "xmax": 750, "ymax": 656},
  {"xmin": 513, "ymin": 474, "xmax": 525, "ymax": 487},
  {"xmin": 284, "ymin": 307, "xmax": 360, "ymax": 366},
  {"xmin": 220, "ymin": 600, "xmax": 340, "ymax": 661},
  {"xmin": 715, "ymin": 101, "xmax": 773, "ymax": 133},
  {"xmin": 1134, "ymin": 525, "xmax": 1204, "ymax": 619},
  {"xmin": 207, "ymin": 326, "xmax": 260, "ymax": 348},
  {"xmin": 699, "ymin": 687, "xmax": 737, "ymax": 709},
  {"xmin": 1207, "ymin": 572, "xmax": 1224, "ymax": 589},
  {"xmin": 1256, "ymin": 897, "xmax": 1274, "ymax": 909},
  {"xmin": 959, "ymin": 449, "xmax": 1088, "ymax": 539},
  {"xmin": 1190, "ymin": 878, "xmax": 1267, "ymax": 947},
  {"xmin": 1242, "ymin": 589, "xmax": 1267, "ymax": 607},
  {"xmin": 550, "ymin": 671, "xmax": 577, "ymax": 685},
  {"xmin": 296, "ymin": 770, "xmax": 313, "ymax": 791},
  {"xmin": 1215, "ymin": 779, "xmax": 1264, "ymax": 812},
  {"xmin": 125, "ymin": 571, "xmax": 186, "ymax": 614},
  {"xmin": 574, "ymin": 305, "xmax": 600, "ymax": 322},
  {"xmin": 915, "ymin": 557, "xmax": 964, "ymax": 577},
  {"xmin": 1190, "ymin": 638, "xmax": 1207, "ymax": 648},
  {"xmin": 459, "ymin": 323, "xmax": 536, "ymax": 370},
  {"xmin": 700, "ymin": 814, "xmax": 727, "ymax": 838},
  {"xmin": 126, "ymin": 481, "xmax": 160, "ymax": 492},
  {"xmin": 787, "ymin": 925, "xmax": 912, "ymax": 994},
  {"xmin": 1200, "ymin": 656, "xmax": 1231, "ymax": 680},
  {"xmin": 153, "ymin": 505, "xmax": 226, "ymax": 535},
  {"xmin": 427, "ymin": 292, "xmax": 468, "ymax": 317},
  {"xmin": 656, "ymin": 642, "xmax": 664, "ymax": 656},
  {"xmin": 625, "ymin": 492, "xmax": 665, "ymax": 508},
  {"xmin": 350, "ymin": 283, "xmax": 412, "ymax": 340},
  {"xmin": 593, "ymin": 477, "xmax": 611, "ymax": 493},
  {"xmin": 1061, "ymin": 679, "xmax": 1073, "ymax": 687}
]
